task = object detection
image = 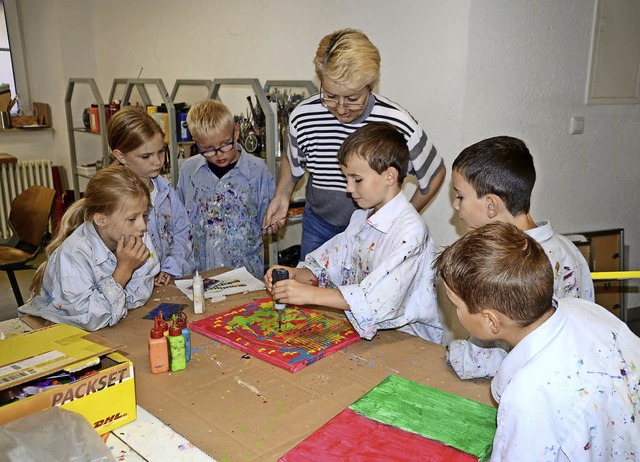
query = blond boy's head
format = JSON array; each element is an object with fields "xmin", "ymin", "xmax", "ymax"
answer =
[
  {"xmin": 187, "ymin": 99, "xmax": 240, "ymax": 167},
  {"xmin": 186, "ymin": 99, "xmax": 234, "ymax": 140}
]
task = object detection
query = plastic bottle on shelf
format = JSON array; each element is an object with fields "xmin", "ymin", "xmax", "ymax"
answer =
[
  {"xmin": 148, "ymin": 319, "xmax": 169, "ymax": 374},
  {"xmin": 168, "ymin": 323, "xmax": 187, "ymax": 372},
  {"xmin": 192, "ymin": 271, "xmax": 205, "ymax": 315}
]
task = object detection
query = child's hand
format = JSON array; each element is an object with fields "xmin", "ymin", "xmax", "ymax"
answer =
[
  {"xmin": 270, "ymin": 279, "xmax": 316, "ymax": 307},
  {"xmin": 154, "ymin": 271, "xmax": 173, "ymax": 287},
  {"xmin": 264, "ymin": 265, "xmax": 295, "ymax": 293},
  {"xmin": 115, "ymin": 235, "xmax": 150, "ymax": 274},
  {"xmin": 112, "ymin": 235, "xmax": 150, "ymax": 288}
]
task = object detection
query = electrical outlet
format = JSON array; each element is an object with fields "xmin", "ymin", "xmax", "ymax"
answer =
[{"xmin": 570, "ymin": 116, "xmax": 585, "ymax": 135}]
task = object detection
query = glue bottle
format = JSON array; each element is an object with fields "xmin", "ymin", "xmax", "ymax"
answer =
[
  {"xmin": 271, "ymin": 268, "xmax": 290, "ymax": 310},
  {"xmin": 193, "ymin": 271, "xmax": 205, "ymax": 315},
  {"xmin": 176, "ymin": 316, "xmax": 191, "ymax": 362},
  {"xmin": 148, "ymin": 319, "xmax": 169, "ymax": 374},
  {"xmin": 168, "ymin": 323, "xmax": 187, "ymax": 372}
]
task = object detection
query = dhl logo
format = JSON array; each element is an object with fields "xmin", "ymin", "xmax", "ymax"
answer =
[{"xmin": 94, "ymin": 411, "xmax": 127, "ymax": 428}]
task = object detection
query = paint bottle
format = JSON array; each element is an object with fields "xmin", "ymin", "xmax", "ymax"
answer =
[
  {"xmin": 193, "ymin": 271, "xmax": 205, "ymax": 315},
  {"xmin": 148, "ymin": 320, "xmax": 169, "ymax": 374},
  {"xmin": 176, "ymin": 316, "xmax": 191, "ymax": 362},
  {"xmin": 153, "ymin": 106, "xmax": 170, "ymax": 143},
  {"xmin": 180, "ymin": 111, "xmax": 191, "ymax": 142},
  {"xmin": 168, "ymin": 324, "xmax": 187, "ymax": 371}
]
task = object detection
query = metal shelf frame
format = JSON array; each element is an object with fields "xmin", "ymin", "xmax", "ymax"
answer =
[
  {"xmin": 64, "ymin": 78, "xmax": 110, "ymax": 196},
  {"xmin": 170, "ymin": 79, "xmax": 213, "ymax": 102},
  {"xmin": 264, "ymin": 80, "xmax": 319, "ymax": 96},
  {"xmin": 108, "ymin": 78, "xmax": 129, "ymax": 104}
]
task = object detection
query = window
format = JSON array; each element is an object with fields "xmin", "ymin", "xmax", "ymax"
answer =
[{"xmin": 0, "ymin": 0, "xmax": 29, "ymax": 114}]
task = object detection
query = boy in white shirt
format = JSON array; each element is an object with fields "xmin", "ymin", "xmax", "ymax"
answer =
[
  {"xmin": 264, "ymin": 122, "xmax": 442, "ymax": 343},
  {"xmin": 435, "ymin": 222, "xmax": 640, "ymax": 462},
  {"xmin": 448, "ymin": 135, "xmax": 594, "ymax": 378}
]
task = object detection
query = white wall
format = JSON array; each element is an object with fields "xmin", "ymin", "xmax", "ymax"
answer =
[
  {"xmin": 6, "ymin": 0, "xmax": 640, "ymax": 331},
  {"xmin": 462, "ymin": 1, "xmax": 640, "ymax": 311}
]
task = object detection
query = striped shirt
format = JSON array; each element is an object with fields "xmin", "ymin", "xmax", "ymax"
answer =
[{"xmin": 287, "ymin": 93, "xmax": 444, "ymax": 227}]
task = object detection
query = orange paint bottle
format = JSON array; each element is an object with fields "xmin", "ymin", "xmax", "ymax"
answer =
[{"xmin": 148, "ymin": 319, "xmax": 169, "ymax": 374}]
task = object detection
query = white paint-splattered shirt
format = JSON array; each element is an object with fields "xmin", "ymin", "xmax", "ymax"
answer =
[
  {"xmin": 527, "ymin": 220, "xmax": 594, "ymax": 300},
  {"xmin": 448, "ymin": 220, "xmax": 595, "ymax": 379},
  {"xmin": 303, "ymin": 192, "xmax": 443, "ymax": 342},
  {"xmin": 490, "ymin": 297, "xmax": 640, "ymax": 461},
  {"xmin": 19, "ymin": 222, "xmax": 159, "ymax": 331}
]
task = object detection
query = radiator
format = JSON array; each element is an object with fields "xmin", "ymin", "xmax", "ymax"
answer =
[{"xmin": 0, "ymin": 159, "xmax": 54, "ymax": 239}]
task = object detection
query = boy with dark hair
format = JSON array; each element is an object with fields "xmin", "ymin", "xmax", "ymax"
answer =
[
  {"xmin": 264, "ymin": 122, "xmax": 443, "ymax": 342},
  {"xmin": 448, "ymin": 135, "xmax": 594, "ymax": 378},
  {"xmin": 435, "ymin": 222, "xmax": 640, "ymax": 461}
]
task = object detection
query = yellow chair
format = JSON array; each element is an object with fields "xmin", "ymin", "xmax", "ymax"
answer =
[{"xmin": 0, "ymin": 185, "xmax": 56, "ymax": 305}]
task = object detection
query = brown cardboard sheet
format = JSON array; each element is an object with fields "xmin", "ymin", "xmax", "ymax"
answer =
[{"xmin": 24, "ymin": 269, "xmax": 495, "ymax": 461}]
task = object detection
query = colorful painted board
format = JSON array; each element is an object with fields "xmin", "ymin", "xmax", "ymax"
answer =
[
  {"xmin": 189, "ymin": 297, "xmax": 361, "ymax": 372},
  {"xmin": 280, "ymin": 375, "xmax": 497, "ymax": 461}
]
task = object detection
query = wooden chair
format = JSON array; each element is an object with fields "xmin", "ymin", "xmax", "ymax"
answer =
[{"xmin": 0, "ymin": 185, "xmax": 56, "ymax": 306}]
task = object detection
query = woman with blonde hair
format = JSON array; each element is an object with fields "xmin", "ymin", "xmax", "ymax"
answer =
[
  {"xmin": 20, "ymin": 165, "xmax": 159, "ymax": 331},
  {"xmin": 263, "ymin": 28, "xmax": 446, "ymax": 258}
]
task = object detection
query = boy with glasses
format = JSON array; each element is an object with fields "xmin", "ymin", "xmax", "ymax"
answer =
[
  {"xmin": 177, "ymin": 99, "xmax": 275, "ymax": 278},
  {"xmin": 263, "ymin": 28, "xmax": 446, "ymax": 259}
]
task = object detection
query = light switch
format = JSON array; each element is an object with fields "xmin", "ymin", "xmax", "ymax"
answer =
[{"xmin": 570, "ymin": 116, "xmax": 585, "ymax": 135}]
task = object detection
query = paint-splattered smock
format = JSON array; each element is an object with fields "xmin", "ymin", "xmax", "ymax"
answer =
[
  {"xmin": 176, "ymin": 149, "xmax": 275, "ymax": 278},
  {"xmin": 490, "ymin": 298, "xmax": 640, "ymax": 461},
  {"xmin": 448, "ymin": 220, "xmax": 595, "ymax": 379},
  {"xmin": 19, "ymin": 222, "xmax": 159, "ymax": 331},
  {"xmin": 528, "ymin": 220, "xmax": 594, "ymax": 300},
  {"xmin": 148, "ymin": 175, "xmax": 195, "ymax": 278},
  {"xmin": 302, "ymin": 192, "xmax": 443, "ymax": 342}
]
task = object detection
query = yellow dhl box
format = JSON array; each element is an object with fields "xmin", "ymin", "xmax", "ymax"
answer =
[{"xmin": 0, "ymin": 323, "xmax": 136, "ymax": 434}]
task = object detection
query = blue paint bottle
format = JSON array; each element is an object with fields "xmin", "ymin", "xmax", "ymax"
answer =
[
  {"xmin": 176, "ymin": 317, "xmax": 191, "ymax": 362},
  {"xmin": 180, "ymin": 111, "xmax": 191, "ymax": 142}
]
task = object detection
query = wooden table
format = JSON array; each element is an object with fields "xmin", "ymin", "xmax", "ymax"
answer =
[{"xmin": 70, "ymin": 270, "xmax": 494, "ymax": 461}]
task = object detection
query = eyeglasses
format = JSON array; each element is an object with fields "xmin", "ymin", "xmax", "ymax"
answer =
[
  {"xmin": 197, "ymin": 128, "xmax": 235, "ymax": 157},
  {"xmin": 320, "ymin": 86, "xmax": 370, "ymax": 110}
]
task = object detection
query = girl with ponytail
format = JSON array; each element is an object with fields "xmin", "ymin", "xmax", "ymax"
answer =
[{"xmin": 20, "ymin": 165, "xmax": 159, "ymax": 331}]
